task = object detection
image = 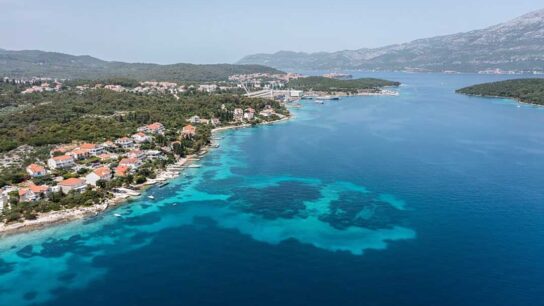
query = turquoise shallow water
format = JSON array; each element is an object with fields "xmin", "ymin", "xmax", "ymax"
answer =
[{"xmin": 1, "ymin": 72, "xmax": 544, "ymax": 306}]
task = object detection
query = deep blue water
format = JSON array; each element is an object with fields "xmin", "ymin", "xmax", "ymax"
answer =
[{"xmin": 1, "ymin": 72, "xmax": 544, "ymax": 306}]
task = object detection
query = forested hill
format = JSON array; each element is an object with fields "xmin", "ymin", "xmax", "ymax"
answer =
[
  {"xmin": 287, "ymin": 77, "xmax": 400, "ymax": 92},
  {"xmin": 0, "ymin": 49, "xmax": 283, "ymax": 81},
  {"xmin": 456, "ymin": 78, "xmax": 544, "ymax": 105}
]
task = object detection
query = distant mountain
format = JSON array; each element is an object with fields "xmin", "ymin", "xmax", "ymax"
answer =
[
  {"xmin": 238, "ymin": 9, "xmax": 544, "ymax": 72},
  {"xmin": 0, "ymin": 49, "xmax": 283, "ymax": 81}
]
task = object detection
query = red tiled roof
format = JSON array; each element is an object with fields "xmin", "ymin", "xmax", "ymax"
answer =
[
  {"xmin": 115, "ymin": 166, "xmax": 129, "ymax": 176},
  {"xmin": 93, "ymin": 167, "xmax": 111, "ymax": 177},
  {"xmin": 59, "ymin": 178, "xmax": 85, "ymax": 186},
  {"xmin": 182, "ymin": 125, "xmax": 196, "ymax": 133},
  {"xmin": 53, "ymin": 155, "xmax": 73, "ymax": 161},
  {"xmin": 119, "ymin": 157, "xmax": 139, "ymax": 165},
  {"xmin": 27, "ymin": 164, "xmax": 45, "ymax": 173},
  {"xmin": 29, "ymin": 184, "xmax": 49, "ymax": 193},
  {"xmin": 147, "ymin": 122, "xmax": 163, "ymax": 130},
  {"xmin": 71, "ymin": 149, "xmax": 90, "ymax": 155},
  {"xmin": 79, "ymin": 143, "xmax": 96, "ymax": 150}
]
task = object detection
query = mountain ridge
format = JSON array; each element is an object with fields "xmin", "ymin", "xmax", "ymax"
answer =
[
  {"xmin": 0, "ymin": 49, "xmax": 283, "ymax": 81},
  {"xmin": 238, "ymin": 9, "xmax": 544, "ymax": 72}
]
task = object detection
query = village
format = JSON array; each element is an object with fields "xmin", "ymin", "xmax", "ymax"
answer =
[{"xmin": 0, "ymin": 99, "xmax": 286, "ymax": 223}]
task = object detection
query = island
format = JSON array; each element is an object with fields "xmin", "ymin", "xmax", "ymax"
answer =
[
  {"xmin": 456, "ymin": 78, "xmax": 544, "ymax": 106},
  {"xmin": 287, "ymin": 76, "xmax": 400, "ymax": 96}
]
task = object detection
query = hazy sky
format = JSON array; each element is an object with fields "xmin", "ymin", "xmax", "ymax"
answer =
[{"xmin": 1, "ymin": 0, "xmax": 542, "ymax": 64}]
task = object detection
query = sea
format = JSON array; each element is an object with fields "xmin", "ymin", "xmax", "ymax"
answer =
[{"xmin": 1, "ymin": 72, "xmax": 543, "ymax": 306}]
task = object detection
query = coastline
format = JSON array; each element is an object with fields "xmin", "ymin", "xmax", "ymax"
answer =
[
  {"xmin": 457, "ymin": 92, "xmax": 543, "ymax": 107},
  {"xmin": 0, "ymin": 115, "xmax": 292, "ymax": 238}
]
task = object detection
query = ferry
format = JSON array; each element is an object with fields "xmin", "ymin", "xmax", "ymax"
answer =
[{"xmin": 320, "ymin": 95, "xmax": 340, "ymax": 100}]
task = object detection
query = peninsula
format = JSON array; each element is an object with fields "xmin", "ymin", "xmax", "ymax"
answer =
[
  {"xmin": 287, "ymin": 76, "xmax": 400, "ymax": 96},
  {"xmin": 456, "ymin": 78, "xmax": 544, "ymax": 106}
]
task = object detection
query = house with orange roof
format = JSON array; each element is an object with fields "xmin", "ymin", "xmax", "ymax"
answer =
[
  {"xmin": 58, "ymin": 178, "xmax": 87, "ymax": 194},
  {"xmin": 47, "ymin": 155, "xmax": 75, "ymax": 169},
  {"xmin": 19, "ymin": 184, "xmax": 49, "ymax": 202},
  {"xmin": 67, "ymin": 149, "xmax": 90, "ymax": 160},
  {"xmin": 98, "ymin": 153, "xmax": 117, "ymax": 161},
  {"xmin": 50, "ymin": 145, "xmax": 77, "ymax": 157},
  {"xmin": 85, "ymin": 167, "xmax": 112, "ymax": 186},
  {"xmin": 26, "ymin": 164, "xmax": 47, "ymax": 177},
  {"xmin": 181, "ymin": 125, "xmax": 196, "ymax": 138},
  {"xmin": 79, "ymin": 143, "xmax": 104, "ymax": 155},
  {"xmin": 115, "ymin": 165, "xmax": 130, "ymax": 177},
  {"xmin": 137, "ymin": 122, "xmax": 165, "ymax": 135},
  {"xmin": 128, "ymin": 149, "xmax": 146, "ymax": 159}
]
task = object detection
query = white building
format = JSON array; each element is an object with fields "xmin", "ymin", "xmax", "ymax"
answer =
[
  {"xmin": 188, "ymin": 115, "xmax": 201, "ymax": 124},
  {"xmin": 115, "ymin": 137, "xmax": 135, "ymax": 148},
  {"xmin": 26, "ymin": 164, "xmax": 47, "ymax": 177},
  {"xmin": 48, "ymin": 155, "xmax": 75, "ymax": 170},
  {"xmin": 132, "ymin": 132, "xmax": 151, "ymax": 143},
  {"xmin": 58, "ymin": 178, "xmax": 87, "ymax": 194},
  {"xmin": 85, "ymin": 167, "xmax": 112, "ymax": 186}
]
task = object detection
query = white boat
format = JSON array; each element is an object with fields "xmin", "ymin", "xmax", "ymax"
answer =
[
  {"xmin": 187, "ymin": 164, "xmax": 202, "ymax": 168},
  {"xmin": 315, "ymin": 100, "xmax": 324, "ymax": 104},
  {"xmin": 114, "ymin": 213, "xmax": 122, "ymax": 217},
  {"xmin": 148, "ymin": 195, "xmax": 155, "ymax": 199}
]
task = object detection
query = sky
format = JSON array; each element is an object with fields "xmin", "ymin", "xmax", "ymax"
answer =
[{"xmin": 1, "ymin": 0, "xmax": 542, "ymax": 64}]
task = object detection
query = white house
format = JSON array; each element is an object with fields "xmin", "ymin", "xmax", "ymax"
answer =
[
  {"xmin": 137, "ymin": 122, "xmax": 165, "ymax": 135},
  {"xmin": 79, "ymin": 143, "xmax": 104, "ymax": 156},
  {"xmin": 188, "ymin": 115, "xmax": 201, "ymax": 124},
  {"xmin": 132, "ymin": 132, "xmax": 151, "ymax": 143},
  {"xmin": 128, "ymin": 149, "xmax": 146, "ymax": 159},
  {"xmin": 26, "ymin": 164, "xmax": 47, "ymax": 177},
  {"xmin": 18, "ymin": 184, "xmax": 49, "ymax": 202},
  {"xmin": 85, "ymin": 167, "xmax": 112, "ymax": 186},
  {"xmin": 244, "ymin": 108, "xmax": 255, "ymax": 120},
  {"xmin": 48, "ymin": 155, "xmax": 75, "ymax": 169},
  {"xmin": 234, "ymin": 108, "xmax": 244, "ymax": 122},
  {"xmin": 115, "ymin": 137, "xmax": 134, "ymax": 148},
  {"xmin": 67, "ymin": 149, "xmax": 90, "ymax": 160},
  {"xmin": 119, "ymin": 157, "xmax": 142, "ymax": 169},
  {"xmin": 58, "ymin": 178, "xmax": 87, "ymax": 194}
]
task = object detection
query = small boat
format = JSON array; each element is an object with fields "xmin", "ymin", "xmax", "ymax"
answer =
[
  {"xmin": 187, "ymin": 164, "xmax": 202, "ymax": 168},
  {"xmin": 315, "ymin": 100, "xmax": 324, "ymax": 104},
  {"xmin": 159, "ymin": 182, "xmax": 169, "ymax": 188},
  {"xmin": 114, "ymin": 213, "xmax": 122, "ymax": 217},
  {"xmin": 148, "ymin": 195, "xmax": 155, "ymax": 199}
]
